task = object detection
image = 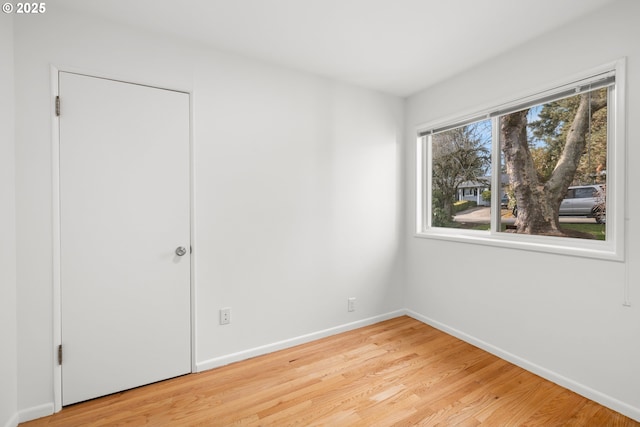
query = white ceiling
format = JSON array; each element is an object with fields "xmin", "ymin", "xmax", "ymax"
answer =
[{"xmin": 55, "ymin": 0, "xmax": 614, "ymax": 97}]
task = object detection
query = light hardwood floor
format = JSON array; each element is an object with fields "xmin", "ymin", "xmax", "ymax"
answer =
[{"xmin": 22, "ymin": 316, "xmax": 639, "ymax": 426}]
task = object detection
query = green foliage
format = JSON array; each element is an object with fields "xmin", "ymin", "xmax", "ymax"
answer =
[
  {"xmin": 431, "ymin": 121, "xmax": 491, "ymax": 219},
  {"xmin": 431, "ymin": 199, "xmax": 477, "ymax": 227},
  {"xmin": 431, "ymin": 189, "xmax": 453, "ymax": 226},
  {"xmin": 453, "ymin": 200, "xmax": 477, "ymax": 213},
  {"xmin": 431, "ymin": 206, "xmax": 452, "ymax": 227},
  {"xmin": 528, "ymin": 88, "xmax": 608, "ymax": 185},
  {"xmin": 481, "ymin": 190, "xmax": 491, "ymax": 202}
]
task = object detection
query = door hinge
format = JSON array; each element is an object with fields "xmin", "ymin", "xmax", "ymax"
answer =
[
  {"xmin": 58, "ymin": 344, "xmax": 63, "ymax": 365},
  {"xmin": 55, "ymin": 96, "xmax": 60, "ymax": 117}
]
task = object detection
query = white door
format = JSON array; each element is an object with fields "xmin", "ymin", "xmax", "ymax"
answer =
[{"xmin": 59, "ymin": 72, "xmax": 191, "ymax": 405}]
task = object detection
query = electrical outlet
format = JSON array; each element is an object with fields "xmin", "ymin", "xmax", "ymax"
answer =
[
  {"xmin": 348, "ymin": 297, "xmax": 356, "ymax": 312},
  {"xmin": 220, "ymin": 308, "xmax": 231, "ymax": 325}
]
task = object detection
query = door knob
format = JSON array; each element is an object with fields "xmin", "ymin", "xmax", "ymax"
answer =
[{"xmin": 175, "ymin": 246, "xmax": 187, "ymax": 256}]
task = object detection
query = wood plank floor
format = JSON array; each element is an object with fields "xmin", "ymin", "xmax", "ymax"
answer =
[{"xmin": 22, "ymin": 316, "xmax": 639, "ymax": 426}]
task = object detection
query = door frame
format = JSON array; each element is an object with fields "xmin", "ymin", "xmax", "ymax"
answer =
[{"xmin": 50, "ymin": 66, "xmax": 197, "ymax": 412}]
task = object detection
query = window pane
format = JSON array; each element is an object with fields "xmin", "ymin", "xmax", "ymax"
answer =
[
  {"xmin": 499, "ymin": 87, "xmax": 607, "ymax": 239},
  {"xmin": 430, "ymin": 119, "xmax": 491, "ymax": 230}
]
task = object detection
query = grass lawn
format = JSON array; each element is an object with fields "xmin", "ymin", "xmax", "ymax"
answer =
[{"xmin": 560, "ymin": 223, "xmax": 606, "ymax": 240}]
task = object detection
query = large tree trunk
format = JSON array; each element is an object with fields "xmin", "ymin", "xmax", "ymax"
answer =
[
  {"xmin": 442, "ymin": 191, "xmax": 455, "ymax": 219},
  {"xmin": 501, "ymin": 110, "xmax": 564, "ymax": 235},
  {"xmin": 501, "ymin": 93, "xmax": 606, "ymax": 236}
]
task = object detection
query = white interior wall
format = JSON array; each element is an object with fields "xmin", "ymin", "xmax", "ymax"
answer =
[
  {"xmin": 404, "ymin": 0, "xmax": 640, "ymax": 420},
  {"xmin": 13, "ymin": 6, "xmax": 404, "ymax": 417},
  {"xmin": 10, "ymin": 0, "xmax": 640, "ymax": 423},
  {"xmin": 0, "ymin": 13, "xmax": 18, "ymax": 427}
]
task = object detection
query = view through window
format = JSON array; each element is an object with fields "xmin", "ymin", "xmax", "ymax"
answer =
[{"xmin": 423, "ymin": 73, "xmax": 614, "ymax": 244}]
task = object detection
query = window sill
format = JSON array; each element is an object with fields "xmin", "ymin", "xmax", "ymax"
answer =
[{"xmin": 414, "ymin": 228, "xmax": 623, "ymax": 262}]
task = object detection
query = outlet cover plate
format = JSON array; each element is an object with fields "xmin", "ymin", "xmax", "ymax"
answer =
[
  {"xmin": 348, "ymin": 297, "xmax": 356, "ymax": 312},
  {"xmin": 220, "ymin": 308, "xmax": 231, "ymax": 325}
]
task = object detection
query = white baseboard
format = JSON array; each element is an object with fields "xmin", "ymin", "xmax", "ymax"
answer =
[
  {"xmin": 196, "ymin": 310, "xmax": 407, "ymax": 372},
  {"xmin": 17, "ymin": 403, "xmax": 54, "ymax": 424},
  {"xmin": 405, "ymin": 309, "xmax": 640, "ymax": 423},
  {"xmin": 2, "ymin": 413, "xmax": 18, "ymax": 427}
]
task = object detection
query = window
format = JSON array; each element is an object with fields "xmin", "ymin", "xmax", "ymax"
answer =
[
  {"xmin": 573, "ymin": 187, "xmax": 597, "ymax": 199},
  {"xmin": 416, "ymin": 60, "xmax": 625, "ymax": 260}
]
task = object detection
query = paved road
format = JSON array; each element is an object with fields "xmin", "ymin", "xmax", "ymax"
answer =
[{"xmin": 454, "ymin": 206, "xmax": 596, "ymax": 224}]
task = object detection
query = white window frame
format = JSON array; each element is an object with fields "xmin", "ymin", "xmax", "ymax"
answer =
[{"xmin": 415, "ymin": 59, "xmax": 626, "ymax": 261}]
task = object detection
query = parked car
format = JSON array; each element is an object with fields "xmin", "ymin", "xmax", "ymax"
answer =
[
  {"xmin": 500, "ymin": 194, "xmax": 509, "ymax": 208},
  {"xmin": 511, "ymin": 185, "xmax": 606, "ymax": 223},
  {"xmin": 559, "ymin": 184, "xmax": 606, "ymax": 223}
]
